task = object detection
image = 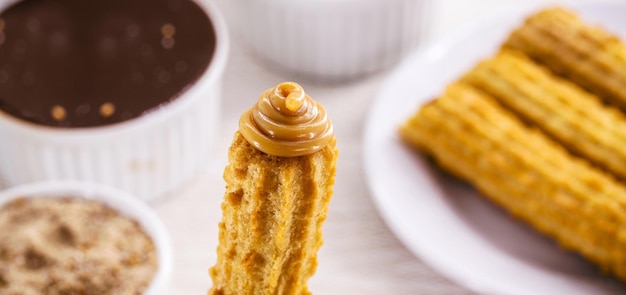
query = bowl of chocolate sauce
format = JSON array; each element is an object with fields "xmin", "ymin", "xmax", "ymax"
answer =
[{"xmin": 0, "ymin": 0, "xmax": 228, "ymax": 200}]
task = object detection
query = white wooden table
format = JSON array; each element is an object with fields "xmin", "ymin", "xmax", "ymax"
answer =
[{"xmin": 156, "ymin": 0, "xmax": 625, "ymax": 294}]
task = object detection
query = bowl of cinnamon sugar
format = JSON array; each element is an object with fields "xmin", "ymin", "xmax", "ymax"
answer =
[{"xmin": 0, "ymin": 181, "xmax": 172, "ymax": 295}]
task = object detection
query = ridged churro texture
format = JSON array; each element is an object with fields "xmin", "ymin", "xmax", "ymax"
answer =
[
  {"xmin": 400, "ymin": 83, "xmax": 626, "ymax": 281},
  {"xmin": 504, "ymin": 8, "xmax": 626, "ymax": 111},
  {"xmin": 462, "ymin": 50, "xmax": 626, "ymax": 180},
  {"xmin": 209, "ymin": 132, "xmax": 338, "ymax": 295}
]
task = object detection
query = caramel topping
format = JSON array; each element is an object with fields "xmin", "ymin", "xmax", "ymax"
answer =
[{"xmin": 239, "ymin": 82, "xmax": 334, "ymax": 157}]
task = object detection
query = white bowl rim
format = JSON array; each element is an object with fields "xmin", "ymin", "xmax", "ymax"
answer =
[
  {"xmin": 239, "ymin": 0, "xmax": 412, "ymax": 3},
  {"xmin": 0, "ymin": 181, "xmax": 173, "ymax": 295},
  {"xmin": 235, "ymin": 0, "xmax": 424, "ymax": 13},
  {"xmin": 0, "ymin": 0, "xmax": 230, "ymax": 140}
]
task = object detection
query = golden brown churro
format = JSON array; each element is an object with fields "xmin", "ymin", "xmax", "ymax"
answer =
[
  {"xmin": 209, "ymin": 82, "xmax": 338, "ymax": 295},
  {"xmin": 400, "ymin": 83, "xmax": 626, "ymax": 280},
  {"xmin": 462, "ymin": 50, "xmax": 626, "ymax": 180},
  {"xmin": 504, "ymin": 8, "xmax": 626, "ymax": 111}
]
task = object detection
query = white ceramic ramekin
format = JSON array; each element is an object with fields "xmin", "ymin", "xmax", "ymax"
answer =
[
  {"xmin": 0, "ymin": 181, "xmax": 173, "ymax": 295},
  {"xmin": 0, "ymin": 0, "xmax": 229, "ymax": 201},
  {"xmin": 233, "ymin": 0, "xmax": 432, "ymax": 82}
]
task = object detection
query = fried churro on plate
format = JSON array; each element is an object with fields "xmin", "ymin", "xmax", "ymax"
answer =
[
  {"xmin": 400, "ymin": 6, "xmax": 626, "ymax": 282},
  {"xmin": 462, "ymin": 50, "xmax": 626, "ymax": 180},
  {"xmin": 400, "ymin": 83, "xmax": 626, "ymax": 281},
  {"xmin": 504, "ymin": 8, "xmax": 626, "ymax": 111}
]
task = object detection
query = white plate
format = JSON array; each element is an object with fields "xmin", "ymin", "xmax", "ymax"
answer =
[{"xmin": 364, "ymin": 3, "xmax": 626, "ymax": 295}]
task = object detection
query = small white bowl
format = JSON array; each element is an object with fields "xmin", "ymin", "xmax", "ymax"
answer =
[
  {"xmin": 233, "ymin": 0, "xmax": 432, "ymax": 82},
  {"xmin": 0, "ymin": 181, "xmax": 173, "ymax": 295},
  {"xmin": 0, "ymin": 0, "xmax": 229, "ymax": 201}
]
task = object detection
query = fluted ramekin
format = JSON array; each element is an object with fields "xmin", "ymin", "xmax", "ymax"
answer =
[
  {"xmin": 234, "ymin": 0, "xmax": 432, "ymax": 82},
  {"xmin": 0, "ymin": 0, "xmax": 229, "ymax": 201},
  {"xmin": 0, "ymin": 181, "xmax": 173, "ymax": 295}
]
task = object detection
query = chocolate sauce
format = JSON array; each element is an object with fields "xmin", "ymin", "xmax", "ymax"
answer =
[{"xmin": 0, "ymin": 0, "xmax": 216, "ymax": 127}]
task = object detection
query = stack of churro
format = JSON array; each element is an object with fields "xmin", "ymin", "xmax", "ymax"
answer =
[
  {"xmin": 209, "ymin": 82, "xmax": 338, "ymax": 295},
  {"xmin": 400, "ymin": 7, "xmax": 626, "ymax": 281}
]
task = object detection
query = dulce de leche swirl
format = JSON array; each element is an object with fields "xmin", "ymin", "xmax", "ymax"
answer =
[{"xmin": 239, "ymin": 82, "xmax": 334, "ymax": 157}]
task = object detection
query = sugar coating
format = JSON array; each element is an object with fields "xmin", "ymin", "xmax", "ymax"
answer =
[{"xmin": 0, "ymin": 197, "xmax": 158, "ymax": 294}]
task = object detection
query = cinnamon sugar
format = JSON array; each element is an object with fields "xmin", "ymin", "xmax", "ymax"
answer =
[{"xmin": 0, "ymin": 197, "xmax": 157, "ymax": 294}]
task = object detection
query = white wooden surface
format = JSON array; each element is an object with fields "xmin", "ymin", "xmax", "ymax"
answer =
[{"xmin": 154, "ymin": 0, "xmax": 626, "ymax": 294}]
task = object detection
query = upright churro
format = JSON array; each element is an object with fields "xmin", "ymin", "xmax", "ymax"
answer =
[
  {"xmin": 400, "ymin": 83, "xmax": 626, "ymax": 281},
  {"xmin": 209, "ymin": 82, "xmax": 338, "ymax": 295}
]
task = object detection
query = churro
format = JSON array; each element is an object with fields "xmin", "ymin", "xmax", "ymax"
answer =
[
  {"xmin": 209, "ymin": 82, "xmax": 338, "ymax": 295},
  {"xmin": 400, "ymin": 83, "xmax": 626, "ymax": 280},
  {"xmin": 504, "ymin": 8, "xmax": 626, "ymax": 111},
  {"xmin": 462, "ymin": 50, "xmax": 626, "ymax": 180}
]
